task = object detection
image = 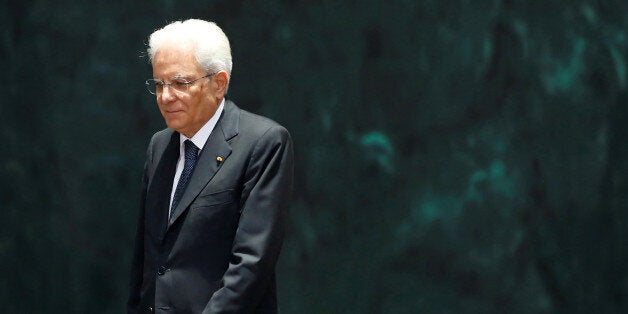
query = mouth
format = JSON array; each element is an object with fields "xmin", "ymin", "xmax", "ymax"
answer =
[{"xmin": 165, "ymin": 109, "xmax": 184, "ymax": 114}]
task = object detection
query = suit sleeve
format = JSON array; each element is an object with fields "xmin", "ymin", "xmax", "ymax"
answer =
[
  {"xmin": 203, "ymin": 125, "xmax": 294, "ymax": 314},
  {"xmin": 127, "ymin": 136, "xmax": 155, "ymax": 314}
]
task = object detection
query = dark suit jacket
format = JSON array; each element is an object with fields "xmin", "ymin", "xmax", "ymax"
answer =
[{"xmin": 127, "ymin": 100, "xmax": 294, "ymax": 314}]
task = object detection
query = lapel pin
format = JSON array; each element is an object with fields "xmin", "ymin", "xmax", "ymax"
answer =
[{"xmin": 216, "ymin": 156, "xmax": 224, "ymax": 164}]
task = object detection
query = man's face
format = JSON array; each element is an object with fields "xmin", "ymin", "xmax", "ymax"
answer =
[{"xmin": 152, "ymin": 44, "xmax": 220, "ymax": 138}]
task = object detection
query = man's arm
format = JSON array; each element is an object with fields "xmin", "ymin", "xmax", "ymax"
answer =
[
  {"xmin": 127, "ymin": 171, "xmax": 147, "ymax": 314},
  {"xmin": 203, "ymin": 125, "xmax": 294, "ymax": 314},
  {"xmin": 127, "ymin": 137, "xmax": 155, "ymax": 314}
]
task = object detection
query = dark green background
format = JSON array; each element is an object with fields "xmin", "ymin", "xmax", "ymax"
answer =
[{"xmin": 2, "ymin": 1, "xmax": 628, "ymax": 313}]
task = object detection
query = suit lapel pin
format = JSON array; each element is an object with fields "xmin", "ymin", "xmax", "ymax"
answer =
[{"xmin": 216, "ymin": 156, "xmax": 224, "ymax": 165}]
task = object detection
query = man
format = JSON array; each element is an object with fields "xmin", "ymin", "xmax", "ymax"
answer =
[{"xmin": 127, "ymin": 19, "xmax": 293, "ymax": 314}]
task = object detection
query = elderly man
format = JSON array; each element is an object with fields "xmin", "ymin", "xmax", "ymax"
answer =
[{"xmin": 127, "ymin": 19, "xmax": 293, "ymax": 314}]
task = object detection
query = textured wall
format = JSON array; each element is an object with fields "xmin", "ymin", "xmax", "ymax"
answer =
[{"xmin": 2, "ymin": 1, "xmax": 628, "ymax": 313}]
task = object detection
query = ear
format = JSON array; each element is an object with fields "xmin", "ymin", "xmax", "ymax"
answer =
[{"xmin": 213, "ymin": 71, "xmax": 229, "ymax": 96}]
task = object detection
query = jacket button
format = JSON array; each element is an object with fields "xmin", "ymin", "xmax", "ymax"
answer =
[
  {"xmin": 158, "ymin": 266, "xmax": 167, "ymax": 275},
  {"xmin": 147, "ymin": 306, "xmax": 154, "ymax": 313}
]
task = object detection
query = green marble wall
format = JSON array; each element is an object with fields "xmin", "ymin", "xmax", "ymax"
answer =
[{"xmin": 2, "ymin": 1, "xmax": 628, "ymax": 313}]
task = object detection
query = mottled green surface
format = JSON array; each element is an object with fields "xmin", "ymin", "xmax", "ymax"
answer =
[{"xmin": 2, "ymin": 1, "xmax": 628, "ymax": 313}]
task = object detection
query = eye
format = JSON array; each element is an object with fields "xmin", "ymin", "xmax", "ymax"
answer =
[{"xmin": 173, "ymin": 80, "xmax": 190, "ymax": 88}]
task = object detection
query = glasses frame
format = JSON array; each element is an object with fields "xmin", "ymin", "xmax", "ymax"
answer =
[{"xmin": 145, "ymin": 72, "xmax": 217, "ymax": 95}]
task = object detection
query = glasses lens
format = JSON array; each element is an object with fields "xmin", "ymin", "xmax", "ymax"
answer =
[
  {"xmin": 145, "ymin": 78, "xmax": 196, "ymax": 95},
  {"xmin": 171, "ymin": 80, "xmax": 190, "ymax": 93}
]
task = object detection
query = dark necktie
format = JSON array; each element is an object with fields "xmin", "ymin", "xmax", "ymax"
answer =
[{"xmin": 171, "ymin": 140, "xmax": 200, "ymax": 218}]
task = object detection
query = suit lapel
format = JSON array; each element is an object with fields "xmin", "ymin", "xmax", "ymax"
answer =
[{"xmin": 167, "ymin": 101, "xmax": 240, "ymax": 228}]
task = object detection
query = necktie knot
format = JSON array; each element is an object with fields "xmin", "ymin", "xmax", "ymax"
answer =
[{"xmin": 184, "ymin": 140, "xmax": 199, "ymax": 160}]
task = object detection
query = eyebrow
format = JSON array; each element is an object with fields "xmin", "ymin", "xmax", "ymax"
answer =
[
  {"xmin": 152, "ymin": 74, "xmax": 192, "ymax": 82},
  {"xmin": 171, "ymin": 74, "xmax": 190, "ymax": 80}
]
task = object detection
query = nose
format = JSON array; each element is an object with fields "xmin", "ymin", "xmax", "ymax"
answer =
[{"xmin": 159, "ymin": 84, "xmax": 176, "ymax": 102}]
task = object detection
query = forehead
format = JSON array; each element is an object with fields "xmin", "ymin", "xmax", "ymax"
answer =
[{"xmin": 152, "ymin": 44, "xmax": 202, "ymax": 78}]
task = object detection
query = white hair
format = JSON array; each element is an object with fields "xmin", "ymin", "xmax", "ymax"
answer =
[{"xmin": 147, "ymin": 19, "xmax": 233, "ymax": 80}]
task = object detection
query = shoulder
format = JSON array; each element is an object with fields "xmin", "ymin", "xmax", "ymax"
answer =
[
  {"xmin": 145, "ymin": 128, "xmax": 176, "ymax": 165},
  {"xmin": 149, "ymin": 128, "xmax": 175, "ymax": 148},
  {"xmin": 226, "ymin": 100, "xmax": 291, "ymax": 143},
  {"xmin": 241, "ymin": 110, "xmax": 287, "ymax": 134}
]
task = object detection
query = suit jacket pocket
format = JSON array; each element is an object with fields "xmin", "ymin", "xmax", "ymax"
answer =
[
  {"xmin": 191, "ymin": 189, "xmax": 237, "ymax": 208},
  {"xmin": 187, "ymin": 189, "xmax": 240, "ymax": 236}
]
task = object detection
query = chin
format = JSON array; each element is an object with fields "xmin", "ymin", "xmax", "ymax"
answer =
[{"xmin": 165, "ymin": 119, "xmax": 183, "ymax": 130}]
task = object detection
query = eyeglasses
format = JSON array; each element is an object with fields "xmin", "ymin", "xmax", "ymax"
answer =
[{"xmin": 145, "ymin": 73, "xmax": 216, "ymax": 95}]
